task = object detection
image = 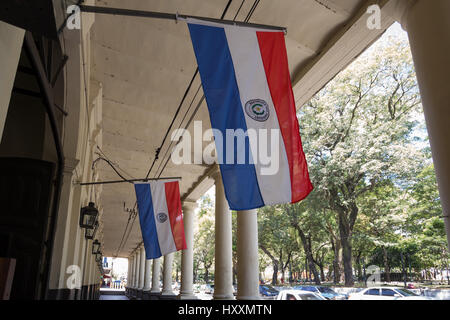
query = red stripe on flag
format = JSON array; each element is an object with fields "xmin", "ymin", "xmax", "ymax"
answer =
[
  {"xmin": 256, "ymin": 31, "xmax": 313, "ymax": 203},
  {"xmin": 164, "ymin": 181, "xmax": 187, "ymax": 251}
]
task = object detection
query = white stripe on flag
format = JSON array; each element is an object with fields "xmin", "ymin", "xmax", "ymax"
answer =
[
  {"xmin": 224, "ymin": 27, "xmax": 292, "ymax": 205},
  {"xmin": 150, "ymin": 181, "xmax": 177, "ymax": 255}
]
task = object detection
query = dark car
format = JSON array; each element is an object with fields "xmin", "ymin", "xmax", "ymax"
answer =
[
  {"xmin": 259, "ymin": 285, "xmax": 279, "ymax": 297},
  {"xmin": 293, "ymin": 285, "xmax": 347, "ymax": 300}
]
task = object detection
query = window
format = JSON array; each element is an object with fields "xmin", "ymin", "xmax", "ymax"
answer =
[
  {"xmin": 364, "ymin": 288, "xmax": 380, "ymax": 295},
  {"xmin": 300, "ymin": 286, "xmax": 317, "ymax": 292},
  {"xmin": 286, "ymin": 294, "xmax": 297, "ymax": 300},
  {"xmin": 318, "ymin": 287, "xmax": 336, "ymax": 294},
  {"xmin": 381, "ymin": 289, "xmax": 396, "ymax": 296},
  {"xmin": 396, "ymin": 289, "xmax": 417, "ymax": 296}
]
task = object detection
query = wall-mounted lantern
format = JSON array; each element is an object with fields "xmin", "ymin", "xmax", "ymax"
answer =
[
  {"xmin": 92, "ymin": 239, "xmax": 101, "ymax": 254},
  {"xmin": 79, "ymin": 202, "xmax": 99, "ymax": 229},
  {"xmin": 95, "ymin": 251, "xmax": 102, "ymax": 263},
  {"xmin": 85, "ymin": 221, "xmax": 99, "ymax": 240}
]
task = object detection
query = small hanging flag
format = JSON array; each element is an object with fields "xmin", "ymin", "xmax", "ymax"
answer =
[{"xmin": 134, "ymin": 180, "xmax": 186, "ymax": 259}]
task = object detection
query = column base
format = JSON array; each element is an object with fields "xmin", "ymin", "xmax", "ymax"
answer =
[
  {"xmin": 148, "ymin": 291, "xmax": 161, "ymax": 300},
  {"xmin": 213, "ymin": 293, "xmax": 235, "ymax": 300},
  {"xmin": 129, "ymin": 288, "xmax": 137, "ymax": 299},
  {"xmin": 178, "ymin": 292, "xmax": 198, "ymax": 300},
  {"xmin": 236, "ymin": 295, "xmax": 261, "ymax": 300},
  {"xmin": 142, "ymin": 290, "xmax": 151, "ymax": 300},
  {"xmin": 136, "ymin": 289, "xmax": 144, "ymax": 300},
  {"xmin": 160, "ymin": 291, "xmax": 177, "ymax": 300}
]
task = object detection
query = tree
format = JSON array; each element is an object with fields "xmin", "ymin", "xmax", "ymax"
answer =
[
  {"xmin": 258, "ymin": 205, "xmax": 299, "ymax": 285},
  {"xmin": 194, "ymin": 193, "xmax": 215, "ymax": 283},
  {"xmin": 194, "ymin": 217, "xmax": 215, "ymax": 283},
  {"xmin": 355, "ymin": 181, "xmax": 408, "ymax": 282},
  {"xmin": 282, "ymin": 193, "xmax": 334, "ymax": 285},
  {"xmin": 299, "ymin": 36, "xmax": 423, "ymax": 285}
]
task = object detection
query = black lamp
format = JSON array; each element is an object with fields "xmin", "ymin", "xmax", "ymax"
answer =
[
  {"xmin": 95, "ymin": 251, "xmax": 102, "ymax": 263},
  {"xmin": 79, "ymin": 202, "xmax": 99, "ymax": 229},
  {"xmin": 92, "ymin": 239, "xmax": 101, "ymax": 254},
  {"xmin": 85, "ymin": 221, "xmax": 98, "ymax": 240}
]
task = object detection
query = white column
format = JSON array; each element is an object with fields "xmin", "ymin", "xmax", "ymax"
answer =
[
  {"xmin": 179, "ymin": 201, "xmax": 197, "ymax": 299},
  {"xmin": 127, "ymin": 256, "xmax": 133, "ymax": 289},
  {"xmin": 134, "ymin": 253, "xmax": 138, "ymax": 289},
  {"xmin": 161, "ymin": 253, "xmax": 174, "ymax": 296},
  {"xmin": 143, "ymin": 256, "xmax": 152, "ymax": 292},
  {"xmin": 138, "ymin": 246, "xmax": 145, "ymax": 291},
  {"xmin": 130, "ymin": 253, "xmax": 135, "ymax": 289},
  {"xmin": 400, "ymin": 0, "xmax": 450, "ymax": 249},
  {"xmin": 211, "ymin": 167, "xmax": 234, "ymax": 300},
  {"xmin": 134, "ymin": 248, "xmax": 141, "ymax": 290},
  {"xmin": 151, "ymin": 258, "xmax": 161, "ymax": 293},
  {"xmin": 236, "ymin": 209, "xmax": 260, "ymax": 300}
]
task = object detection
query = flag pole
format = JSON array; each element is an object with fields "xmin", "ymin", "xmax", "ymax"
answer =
[
  {"xmin": 78, "ymin": 177, "xmax": 182, "ymax": 186},
  {"xmin": 78, "ymin": 5, "xmax": 287, "ymax": 34}
]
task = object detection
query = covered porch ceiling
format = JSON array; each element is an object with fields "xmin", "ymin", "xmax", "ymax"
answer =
[{"xmin": 88, "ymin": 0, "xmax": 395, "ymax": 257}]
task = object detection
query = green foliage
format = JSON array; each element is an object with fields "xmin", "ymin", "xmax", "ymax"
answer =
[
  {"xmin": 194, "ymin": 194, "xmax": 215, "ymax": 283},
  {"xmin": 253, "ymin": 31, "xmax": 446, "ymax": 285}
]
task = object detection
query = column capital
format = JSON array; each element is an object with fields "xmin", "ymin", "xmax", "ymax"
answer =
[
  {"xmin": 384, "ymin": 0, "xmax": 417, "ymax": 30},
  {"xmin": 182, "ymin": 200, "xmax": 198, "ymax": 211},
  {"xmin": 64, "ymin": 156, "xmax": 80, "ymax": 174}
]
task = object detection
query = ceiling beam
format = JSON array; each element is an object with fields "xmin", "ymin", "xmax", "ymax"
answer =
[{"xmin": 292, "ymin": 0, "xmax": 394, "ymax": 109}]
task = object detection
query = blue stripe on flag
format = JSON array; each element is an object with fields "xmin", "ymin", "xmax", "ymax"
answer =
[
  {"xmin": 135, "ymin": 183, "xmax": 162, "ymax": 259},
  {"xmin": 188, "ymin": 23, "xmax": 264, "ymax": 210}
]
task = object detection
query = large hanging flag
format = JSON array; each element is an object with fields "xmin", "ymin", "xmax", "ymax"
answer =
[
  {"xmin": 186, "ymin": 19, "xmax": 313, "ymax": 210},
  {"xmin": 134, "ymin": 180, "xmax": 186, "ymax": 259}
]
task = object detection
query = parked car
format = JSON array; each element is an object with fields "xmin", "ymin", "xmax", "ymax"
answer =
[
  {"xmin": 276, "ymin": 289, "xmax": 325, "ymax": 300},
  {"xmin": 348, "ymin": 287, "xmax": 428, "ymax": 300},
  {"xmin": 259, "ymin": 285, "xmax": 279, "ymax": 298},
  {"xmin": 293, "ymin": 285, "xmax": 347, "ymax": 300}
]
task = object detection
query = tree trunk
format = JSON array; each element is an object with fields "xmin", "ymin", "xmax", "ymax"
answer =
[
  {"xmin": 260, "ymin": 246, "xmax": 279, "ymax": 286},
  {"xmin": 204, "ymin": 268, "xmax": 209, "ymax": 283},
  {"xmin": 355, "ymin": 252, "xmax": 362, "ymax": 281},
  {"xmin": 382, "ymin": 246, "xmax": 391, "ymax": 283},
  {"xmin": 280, "ymin": 251, "xmax": 291, "ymax": 285},
  {"xmin": 341, "ymin": 237, "xmax": 354, "ymax": 286},
  {"xmin": 330, "ymin": 190, "xmax": 359, "ymax": 287},
  {"xmin": 272, "ymin": 261, "xmax": 279, "ymax": 285},
  {"xmin": 338, "ymin": 209, "xmax": 354, "ymax": 286},
  {"xmin": 330, "ymin": 237, "xmax": 341, "ymax": 284},
  {"xmin": 319, "ymin": 264, "xmax": 325, "ymax": 282},
  {"xmin": 288, "ymin": 262, "xmax": 293, "ymax": 283},
  {"xmin": 295, "ymin": 227, "xmax": 321, "ymax": 285},
  {"xmin": 232, "ymin": 259, "xmax": 237, "ymax": 285},
  {"xmin": 327, "ymin": 265, "xmax": 333, "ymax": 281}
]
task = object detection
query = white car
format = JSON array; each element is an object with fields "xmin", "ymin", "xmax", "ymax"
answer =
[
  {"xmin": 348, "ymin": 287, "xmax": 425, "ymax": 300},
  {"xmin": 276, "ymin": 289, "xmax": 326, "ymax": 301},
  {"xmin": 394, "ymin": 296, "xmax": 432, "ymax": 300}
]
